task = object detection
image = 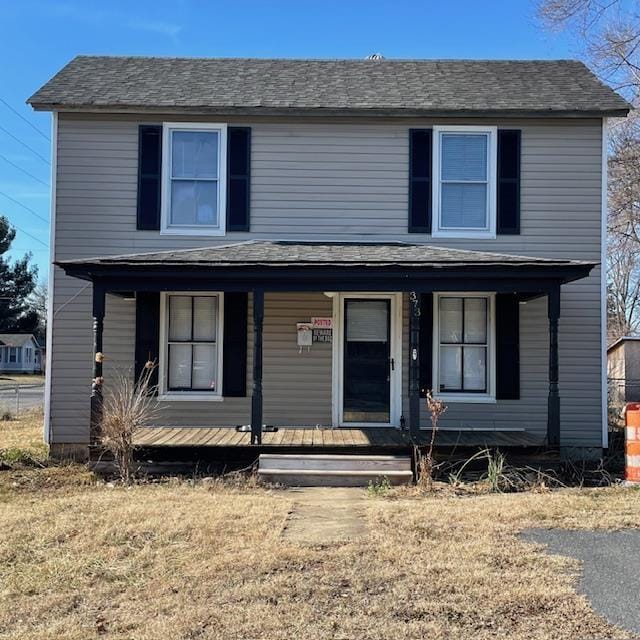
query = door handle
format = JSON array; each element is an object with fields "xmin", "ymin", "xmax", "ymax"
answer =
[{"xmin": 390, "ymin": 358, "xmax": 395, "ymax": 371}]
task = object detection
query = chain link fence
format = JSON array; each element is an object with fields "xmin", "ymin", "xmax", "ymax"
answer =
[{"xmin": 0, "ymin": 381, "xmax": 45, "ymax": 418}]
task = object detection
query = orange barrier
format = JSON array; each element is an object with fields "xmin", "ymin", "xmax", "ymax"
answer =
[{"xmin": 625, "ymin": 403, "xmax": 640, "ymax": 484}]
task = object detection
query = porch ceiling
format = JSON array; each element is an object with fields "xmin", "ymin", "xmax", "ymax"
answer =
[{"xmin": 57, "ymin": 241, "xmax": 595, "ymax": 292}]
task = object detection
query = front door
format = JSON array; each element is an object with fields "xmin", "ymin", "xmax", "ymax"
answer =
[{"xmin": 341, "ymin": 297, "xmax": 393, "ymax": 424}]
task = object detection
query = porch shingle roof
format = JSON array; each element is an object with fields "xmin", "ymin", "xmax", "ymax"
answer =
[
  {"xmin": 28, "ymin": 56, "xmax": 630, "ymax": 117},
  {"xmin": 59, "ymin": 240, "xmax": 593, "ymax": 269}
]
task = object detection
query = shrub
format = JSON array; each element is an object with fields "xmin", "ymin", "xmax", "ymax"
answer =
[{"xmin": 100, "ymin": 364, "xmax": 158, "ymax": 484}]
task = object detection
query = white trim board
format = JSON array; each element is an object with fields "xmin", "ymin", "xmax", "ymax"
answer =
[
  {"xmin": 43, "ymin": 111, "xmax": 57, "ymax": 444},
  {"xmin": 331, "ymin": 293, "xmax": 403, "ymax": 428},
  {"xmin": 601, "ymin": 118, "xmax": 609, "ymax": 449}
]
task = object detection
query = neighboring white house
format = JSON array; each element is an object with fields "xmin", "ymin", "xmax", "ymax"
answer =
[{"xmin": 0, "ymin": 334, "xmax": 44, "ymax": 374}]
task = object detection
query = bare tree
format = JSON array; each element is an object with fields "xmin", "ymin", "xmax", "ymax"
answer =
[
  {"xmin": 537, "ymin": 0, "xmax": 640, "ymax": 101},
  {"xmin": 538, "ymin": 0, "xmax": 640, "ymax": 341},
  {"xmin": 608, "ymin": 232, "xmax": 640, "ymax": 338}
]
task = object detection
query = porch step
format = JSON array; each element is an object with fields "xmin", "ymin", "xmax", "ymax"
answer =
[{"xmin": 258, "ymin": 454, "xmax": 413, "ymax": 487}]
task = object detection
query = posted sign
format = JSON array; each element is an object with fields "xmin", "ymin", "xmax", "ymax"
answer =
[
  {"xmin": 311, "ymin": 317, "xmax": 333, "ymax": 343},
  {"xmin": 311, "ymin": 317, "xmax": 333, "ymax": 329}
]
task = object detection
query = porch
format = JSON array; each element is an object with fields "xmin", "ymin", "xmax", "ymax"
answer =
[
  {"xmin": 56, "ymin": 240, "xmax": 595, "ymax": 454},
  {"xmin": 134, "ymin": 425, "xmax": 546, "ymax": 450}
]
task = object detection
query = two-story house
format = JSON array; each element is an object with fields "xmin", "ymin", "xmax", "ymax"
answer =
[{"xmin": 29, "ymin": 56, "xmax": 629, "ymax": 466}]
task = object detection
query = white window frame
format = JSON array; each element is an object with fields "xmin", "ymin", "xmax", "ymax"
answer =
[
  {"xmin": 432, "ymin": 125, "xmax": 497, "ymax": 239},
  {"xmin": 158, "ymin": 292, "xmax": 225, "ymax": 401},
  {"xmin": 432, "ymin": 292, "xmax": 496, "ymax": 404},
  {"xmin": 161, "ymin": 122, "xmax": 228, "ymax": 236}
]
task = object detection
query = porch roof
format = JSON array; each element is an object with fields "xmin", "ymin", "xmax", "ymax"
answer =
[
  {"xmin": 58, "ymin": 240, "xmax": 594, "ymax": 280},
  {"xmin": 56, "ymin": 240, "xmax": 597, "ymax": 289}
]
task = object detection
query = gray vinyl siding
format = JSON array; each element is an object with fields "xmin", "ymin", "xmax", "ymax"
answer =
[{"xmin": 49, "ymin": 114, "xmax": 603, "ymax": 449}]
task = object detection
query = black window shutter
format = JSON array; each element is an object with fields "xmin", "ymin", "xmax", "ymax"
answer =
[
  {"xmin": 227, "ymin": 127, "xmax": 251, "ymax": 231},
  {"xmin": 409, "ymin": 129, "xmax": 432, "ymax": 233},
  {"xmin": 497, "ymin": 129, "xmax": 521, "ymax": 235},
  {"xmin": 222, "ymin": 292, "xmax": 248, "ymax": 396},
  {"xmin": 419, "ymin": 293, "xmax": 433, "ymax": 397},
  {"xmin": 135, "ymin": 292, "xmax": 160, "ymax": 394},
  {"xmin": 495, "ymin": 294, "xmax": 520, "ymax": 400},
  {"xmin": 137, "ymin": 125, "xmax": 162, "ymax": 231}
]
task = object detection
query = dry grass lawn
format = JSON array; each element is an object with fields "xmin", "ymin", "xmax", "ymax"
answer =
[
  {"xmin": 0, "ymin": 407, "xmax": 47, "ymax": 462},
  {"xmin": 0, "ymin": 374, "xmax": 45, "ymax": 385},
  {"xmin": 1, "ymin": 411, "xmax": 640, "ymax": 639}
]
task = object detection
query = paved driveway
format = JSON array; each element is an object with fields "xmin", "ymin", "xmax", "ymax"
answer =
[
  {"xmin": 0, "ymin": 384, "xmax": 44, "ymax": 412},
  {"xmin": 523, "ymin": 528, "xmax": 640, "ymax": 635}
]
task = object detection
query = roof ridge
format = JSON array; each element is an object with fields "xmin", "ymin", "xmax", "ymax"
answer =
[{"xmin": 72, "ymin": 54, "xmax": 585, "ymax": 63}]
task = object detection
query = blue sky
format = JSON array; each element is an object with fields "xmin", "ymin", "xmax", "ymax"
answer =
[{"xmin": 0, "ymin": 0, "xmax": 575, "ymax": 279}]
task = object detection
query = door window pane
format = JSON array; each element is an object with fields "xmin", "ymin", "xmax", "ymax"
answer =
[
  {"xmin": 346, "ymin": 300, "xmax": 388, "ymax": 342},
  {"xmin": 343, "ymin": 299, "xmax": 391, "ymax": 423}
]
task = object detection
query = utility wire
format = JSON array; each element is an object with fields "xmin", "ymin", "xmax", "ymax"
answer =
[
  {"xmin": 0, "ymin": 189, "xmax": 49, "ymax": 224},
  {"xmin": 0, "ymin": 153, "xmax": 49, "ymax": 188},
  {"xmin": 0, "ymin": 124, "xmax": 50, "ymax": 165},
  {"xmin": 0, "ymin": 97, "xmax": 50, "ymax": 141},
  {"xmin": 0, "ymin": 211, "xmax": 48, "ymax": 249}
]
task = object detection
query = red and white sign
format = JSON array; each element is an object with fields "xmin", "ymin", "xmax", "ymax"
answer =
[{"xmin": 311, "ymin": 317, "xmax": 333, "ymax": 329}]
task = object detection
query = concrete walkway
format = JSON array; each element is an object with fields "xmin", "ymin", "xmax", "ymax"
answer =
[
  {"xmin": 523, "ymin": 528, "xmax": 640, "ymax": 635},
  {"xmin": 282, "ymin": 487, "xmax": 368, "ymax": 544}
]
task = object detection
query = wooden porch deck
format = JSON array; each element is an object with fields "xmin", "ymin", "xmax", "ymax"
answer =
[{"xmin": 134, "ymin": 427, "xmax": 546, "ymax": 449}]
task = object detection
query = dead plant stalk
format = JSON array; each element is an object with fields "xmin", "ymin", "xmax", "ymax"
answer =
[{"xmin": 100, "ymin": 364, "xmax": 158, "ymax": 483}]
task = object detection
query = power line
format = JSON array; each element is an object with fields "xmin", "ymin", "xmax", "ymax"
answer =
[
  {"xmin": 0, "ymin": 212, "xmax": 49, "ymax": 249},
  {"xmin": 0, "ymin": 97, "xmax": 50, "ymax": 142},
  {"xmin": 0, "ymin": 153, "xmax": 49, "ymax": 188},
  {"xmin": 0, "ymin": 124, "xmax": 50, "ymax": 165},
  {"xmin": 0, "ymin": 189, "xmax": 49, "ymax": 224}
]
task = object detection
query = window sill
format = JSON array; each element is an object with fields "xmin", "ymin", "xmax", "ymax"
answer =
[
  {"xmin": 432, "ymin": 230, "xmax": 497, "ymax": 240},
  {"xmin": 434, "ymin": 394, "xmax": 497, "ymax": 404},
  {"xmin": 158, "ymin": 393, "xmax": 224, "ymax": 402},
  {"xmin": 160, "ymin": 227, "xmax": 226, "ymax": 237}
]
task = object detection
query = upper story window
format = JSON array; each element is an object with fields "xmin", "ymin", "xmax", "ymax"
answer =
[
  {"xmin": 161, "ymin": 123, "xmax": 227, "ymax": 236},
  {"xmin": 432, "ymin": 126, "xmax": 497, "ymax": 239}
]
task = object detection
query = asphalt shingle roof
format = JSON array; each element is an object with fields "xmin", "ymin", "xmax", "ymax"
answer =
[
  {"xmin": 58, "ymin": 241, "xmax": 594, "ymax": 269},
  {"xmin": 0, "ymin": 334, "xmax": 39, "ymax": 348},
  {"xmin": 28, "ymin": 56, "xmax": 630, "ymax": 116}
]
